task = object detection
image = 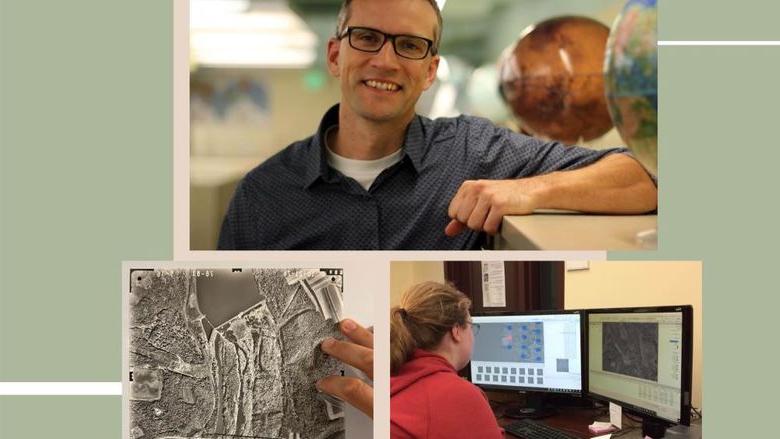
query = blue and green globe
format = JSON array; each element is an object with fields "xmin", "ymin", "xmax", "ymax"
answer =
[{"xmin": 604, "ymin": 0, "xmax": 658, "ymax": 174}]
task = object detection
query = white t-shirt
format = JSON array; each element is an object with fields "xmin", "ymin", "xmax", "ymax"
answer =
[{"xmin": 325, "ymin": 130, "xmax": 403, "ymax": 190}]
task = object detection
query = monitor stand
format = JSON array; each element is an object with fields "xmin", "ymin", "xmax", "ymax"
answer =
[
  {"xmin": 502, "ymin": 393, "xmax": 558, "ymax": 420},
  {"xmin": 641, "ymin": 417, "xmax": 672, "ymax": 438}
]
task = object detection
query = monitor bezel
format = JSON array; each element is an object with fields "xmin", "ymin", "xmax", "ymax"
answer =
[
  {"xmin": 467, "ymin": 309, "xmax": 586, "ymax": 396},
  {"xmin": 584, "ymin": 305, "xmax": 693, "ymax": 426}
]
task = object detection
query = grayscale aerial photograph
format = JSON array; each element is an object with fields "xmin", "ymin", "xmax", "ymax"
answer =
[
  {"xmin": 127, "ymin": 267, "xmax": 345, "ymax": 439},
  {"xmin": 602, "ymin": 321, "xmax": 659, "ymax": 382}
]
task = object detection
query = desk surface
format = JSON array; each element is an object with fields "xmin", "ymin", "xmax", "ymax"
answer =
[
  {"xmin": 496, "ymin": 212, "xmax": 657, "ymax": 251},
  {"xmin": 495, "ymin": 406, "xmax": 702, "ymax": 439}
]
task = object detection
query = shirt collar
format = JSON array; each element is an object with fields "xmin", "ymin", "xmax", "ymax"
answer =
[
  {"xmin": 303, "ymin": 104, "xmax": 340, "ymax": 189},
  {"xmin": 402, "ymin": 114, "xmax": 426, "ymax": 172},
  {"xmin": 303, "ymin": 104, "xmax": 426, "ymax": 188}
]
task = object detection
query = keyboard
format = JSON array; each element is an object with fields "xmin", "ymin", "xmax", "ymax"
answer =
[{"xmin": 503, "ymin": 419, "xmax": 580, "ymax": 439}]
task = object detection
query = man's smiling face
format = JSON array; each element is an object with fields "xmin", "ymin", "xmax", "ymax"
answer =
[{"xmin": 327, "ymin": 0, "xmax": 440, "ymax": 125}]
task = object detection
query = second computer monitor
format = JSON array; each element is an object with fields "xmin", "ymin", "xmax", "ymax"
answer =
[
  {"xmin": 470, "ymin": 311, "xmax": 583, "ymax": 395},
  {"xmin": 587, "ymin": 306, "xmax": 693, "ymax": 426}
]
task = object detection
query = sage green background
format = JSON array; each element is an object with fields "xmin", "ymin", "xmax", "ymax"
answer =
[
  {"xmin": 659, "ymin": 0, "xmax": 780, "ymax": 40},
  {"xmin": 0, "ymin": 0, "xmax": 172, "ymax": 380},
  {"xmin": 2, "ymin": 0, "xmax": 780, "ymax": 437},
  {"xmin": 0, "ymin": 396, "xmax": 121, "ymax": 437}
]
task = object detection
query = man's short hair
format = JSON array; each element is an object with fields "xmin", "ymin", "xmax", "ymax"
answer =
[{"xmin": 335, "ymin": 0, "xmax": 443, "ymax": 53}]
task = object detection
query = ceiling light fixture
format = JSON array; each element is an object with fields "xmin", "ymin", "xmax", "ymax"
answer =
[{"xmin": 190, "ymin": 0, "xmax": 317, "ymax": 68}]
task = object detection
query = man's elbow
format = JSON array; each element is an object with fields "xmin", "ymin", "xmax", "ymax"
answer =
[
  {"xmin": 633, "ymin": 178, "xmax": 658, "ymax": 213},
  {"xmin": 625, "ymin": 159, "xmax": 657, "ymax": 213},
  {"xmin": 608, "ymin": 153, "xmax": 657, "ymax": 213}
]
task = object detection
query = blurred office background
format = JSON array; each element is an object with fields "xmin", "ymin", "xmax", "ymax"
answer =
[{"xmin": 190, "ymin": 0, "xmax": 639, "ymax": 249}]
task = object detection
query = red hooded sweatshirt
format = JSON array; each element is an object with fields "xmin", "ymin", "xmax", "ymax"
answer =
[{"xmin": 391, "ymin": 349, "xmax": 504, "ymax": 439}]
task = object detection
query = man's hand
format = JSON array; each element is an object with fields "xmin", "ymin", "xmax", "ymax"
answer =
[
  {"xmin": 445, "ymin": 179, "xmax": 539, "ymax": 236},
  {"xmin": 317, "ymin": 319, "xmax": 374, "ymax": 418}
]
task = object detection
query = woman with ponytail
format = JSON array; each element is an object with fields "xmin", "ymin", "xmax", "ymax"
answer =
[{"xmin": 390, "ymin": 281, "xmax": 503, "ymax": 439}]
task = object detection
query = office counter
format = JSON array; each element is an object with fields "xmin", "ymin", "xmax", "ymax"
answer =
[{"xmin": 495, "ymin": 212, "xmax": 658, "ymax": 251}]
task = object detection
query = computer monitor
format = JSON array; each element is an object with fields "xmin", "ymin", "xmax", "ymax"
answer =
[
  {"xmin": 586, "ymin": 306, "xmax": 693, "ymax": 428},
  {"xmin": 469, "ymin": 310, "xmax": 584, "ymax": 395}
]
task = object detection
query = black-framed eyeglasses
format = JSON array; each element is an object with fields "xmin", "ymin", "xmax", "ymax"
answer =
[
  {"xmin": 470, "ymin": 321, "xmax": 480, "ymax": 336},
  {"xmin": 338, "ymin": 26, "xmax": 436, "ymax": 60}
]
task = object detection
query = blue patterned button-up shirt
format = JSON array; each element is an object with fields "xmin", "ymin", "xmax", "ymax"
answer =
[{"xmin": 218, "ymin": 104, "xmax": 625, "ymax": 250}]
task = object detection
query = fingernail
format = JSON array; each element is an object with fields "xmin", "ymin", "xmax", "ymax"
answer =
[
  {"xmin": 315, "ymin": 379, "xmax": 323, "ymax": 391},
  {"xmin": 342, "ymin": 319, "xmax": 356, "ymax": 332},
  {"xmin": 321, "ymin": 337, "xmax": 335, "ymax": 348}
]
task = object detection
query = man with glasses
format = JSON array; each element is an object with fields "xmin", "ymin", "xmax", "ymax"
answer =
[{"xmin": 218, "ymin": 0, "xmax": 657, "ymax": 250}]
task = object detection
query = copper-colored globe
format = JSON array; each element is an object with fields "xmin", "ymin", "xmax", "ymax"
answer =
[{"xmin": 499, "ymin": 16, "xmax": 613, "ymax": 144}]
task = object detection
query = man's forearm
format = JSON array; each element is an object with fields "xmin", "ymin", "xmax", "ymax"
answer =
[
  {"xmin": 526, "ymin": 153, "xmax": 657, "ymax": 214},
  {"xmin": 445, "ymin": 153, "xmax": 657, "ymax": 236}
]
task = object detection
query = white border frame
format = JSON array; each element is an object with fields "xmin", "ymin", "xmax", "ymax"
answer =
[{"xmin": 173, "ymin": 0, "xmax": 190, "ymax": 255}]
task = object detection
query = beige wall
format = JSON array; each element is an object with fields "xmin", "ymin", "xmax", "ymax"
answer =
[
  {"xmin": 565, "ymin": 261, "xmax": 702, "ymax": 410},
  {"xmin": 265, "ymin": 69, "xmax": 341, "ymax": 150},
  {"xmin": 389, "ymin": 261, "xmax": 445, "ymax": 307}
]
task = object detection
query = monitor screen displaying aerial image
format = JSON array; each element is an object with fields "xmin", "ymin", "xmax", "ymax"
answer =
[{"xmin": 588, "ymin": 311, "xmax": 684, "ymax": 423}]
